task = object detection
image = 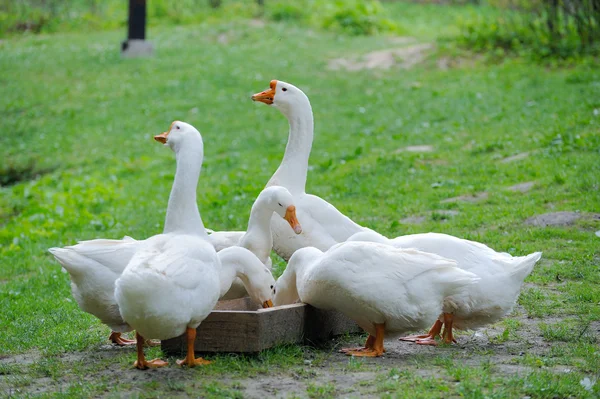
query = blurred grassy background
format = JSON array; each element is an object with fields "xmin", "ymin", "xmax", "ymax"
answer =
[
  {"xmin": 2, "ymin": 0, "xmax": 599, "ymax": 59},
  {"xmin": 0, "ymin": 1, "xmax": 599, "ymax": 397}
]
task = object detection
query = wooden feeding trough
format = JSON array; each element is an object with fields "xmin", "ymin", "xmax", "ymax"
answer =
[{"xmin": 162, "ymin": 297, "xmax": 362, "ymax": 354}]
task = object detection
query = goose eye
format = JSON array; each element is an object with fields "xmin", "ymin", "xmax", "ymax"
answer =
[
  {"xmin": 278, "ymin": 202, "xmax": 283, "ymax": 207},
  {"xmin": 270, "ymin": 285, "xmax": 273, "ymax": 289},
  {"xmin": 176, "ymin": 125, "xmax": 180, "ymax": 130},
  {"xmin": 282, "ymin": 87, "xmax": 287, "ymax": 92}
]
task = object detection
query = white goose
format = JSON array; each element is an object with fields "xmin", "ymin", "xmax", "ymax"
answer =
[
  {"xmin": 47, "ymin": 119, "xmax": 215, "ymax": 346},
  {"xmin": 212, "ymin": 186, "xmax": 302, "ymax": 299},
  {"xmin": 347, "ymin": 231, "xmax": 542, "ymax": 345},
  {"xmin": 274, "ymin": 241, "xmax": 478, "ymax": 356},
  {"xmin": 208, "ymin": 186, "xmax": 302, "ymax": 268},
  {"xmin": 49, "ymin": 150, "xmax": 299, "ymax": 346},
  {"xmin": 252, "ymin": 80, "xmax": 374, "ymax": 261},
  {"xmin": 114, "ymin": 121, "xmax": 275, "ymax": 369}
]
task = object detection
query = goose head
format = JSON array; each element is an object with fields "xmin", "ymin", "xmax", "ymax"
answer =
[
  {"xmin": 258, "ymin": 186, "xmax": 302, "ymax": 234},
  {"xmin": 245, "ymin": 264, "xmax": 277, "ymax": 309},
  {"xmin": 251, "ymin": 80, "xmax": 310, "ymax": 116},
  {"xmin": 154, "ymin": 121, "xmax": 201, "ymax": 152}
]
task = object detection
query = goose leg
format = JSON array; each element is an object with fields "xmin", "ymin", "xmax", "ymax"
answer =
[
  {"xmin": 399, "ymin": 319, "xmax": 443, "ymax": 344},
  {"xmin": 441, "ymin": 313, "xmax": 457, "ymax": 344},
  {"xmin": 176, "ymin": 328, "xmax": 211, "ymax": 367},
  {"xmin": 340, "ymin": 334, "xmax": 375, "ymax": 353},
  {"xmin": 133, "ymin": 332, "xmax": 168, "ymax": 370},
  {"xmin": 344, "ymin": 323, "xmax": 385, "ymax": 357},
  {"xmin": 109, "ymin": 331, "xmax": 136, "ymax": 346},
  {"xmin": 416, "ymin": 313, "xmax": 457, "ymax": 346}
]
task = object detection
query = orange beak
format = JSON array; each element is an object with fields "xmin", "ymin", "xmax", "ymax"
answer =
[
  {"xmin": 251, "ymin": 80, "xmax": 277, "ymax": 105},
  {"xmin": 284, "ymin": 205, "xmax": 302, "ymax": 234},
  {"xmin": 154, "ymin": 122, "xmax": 175, "ymax": 144},
  {"xmin": 154, "ymin": 131, "xmax": 168, "ymax": 144},
  {"xmin": 262, "ymin": 299, "xmax": 274, "ymax": 308}
]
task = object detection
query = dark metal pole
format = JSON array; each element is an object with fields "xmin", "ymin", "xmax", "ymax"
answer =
[
  {"xmin": 122, "ymin": 0, "xmax": 152, "ymax": 57},
  {"xmin": 128, "ymin": 0, "xmax": 146, "ymax": 40}
]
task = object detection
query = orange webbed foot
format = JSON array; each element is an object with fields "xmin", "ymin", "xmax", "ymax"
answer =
[
  {"xmin": 399, "ymin": 320, "xmax": 443, "ymax": 344},
  {"xmin": 415, "ymin": 337, "xmax": 439, "ymax": 346},
  {"xmin": 109, "ymin": 332, "xmax": 137, "ymax": 346},
  {"xmin": 399, "ymin": 333, "xmax": 434, "ymax": 343},
  {"xmin": 176, "ymin": 357, "xmax": 211, "ymax": 367},
  {"xmin": 134, "ymin": 358, "xmax": 168, "ymax": 370},
  {"xmin": 339, "ymin": 346, "xmax": 367, "ymax": 353},
  {"xmin": 344, "ymin": 349, "xmax": 383, "ymax": 357}
]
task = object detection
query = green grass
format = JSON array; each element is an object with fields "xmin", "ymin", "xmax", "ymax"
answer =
[{"xmin": 1, "ymin": 1, "xmax": 600, "ymax": 398}]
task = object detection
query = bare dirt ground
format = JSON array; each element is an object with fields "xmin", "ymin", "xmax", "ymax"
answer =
[{"xmin": 2, "ymin": 307, "xmax": 598, "ymax": 398}]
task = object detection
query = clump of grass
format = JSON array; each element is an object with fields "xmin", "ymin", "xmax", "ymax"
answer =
[
  {"xmin": 306, "ymin": 382, "xmax": 336, "ymax": 399},
  {"xmin": 456, "ymin": 0, "xmax": 600, "ymax": 60},
  {"xmin": 267, "ymin": 0, "xmax": 402, "ymax": 35},
  {"xmin": 316, "ymin": 0, "xmax": 400, "ymax": 36},
  {"xmin": 540, "ymin": 319, "xmax": 598, "ymax": 343},
  {"xmin": 0, "ymin": 0, "xmax": 400, "ymax": 38}
]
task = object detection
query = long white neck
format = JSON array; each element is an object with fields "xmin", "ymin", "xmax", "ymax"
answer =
[
  {"xmin": 274, "ymin": 246, "xmax": 324, "ymax": 306},
  {"xmin": 217, "ymin": 247, "xmax": 264, "ymax": 298},
  {"xmin": 163, "ymin": 141, "xmax": 207, "ymax": 237},
  {"xmin": 238, "ymin": 199, "xmax": 273, "ymax": 265},
  {"xmin": 273, "ymin": 264, "xmax": 299, "ymax": 306},
  {"xmin": 267, "ymin": 101, "xmax": 314, "ymax": 195}
]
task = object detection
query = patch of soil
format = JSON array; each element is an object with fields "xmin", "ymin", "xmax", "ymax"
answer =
[
  {"xmin": 525, "ymin": 212, "xmax": 600, "ymax": 227},
  {"xmin": 399, "ymin": 210, "xmax": 459, "ymax": 225},
  {"xmin": 3, "ymin": 308, "xmax": 599, "ymax": 399},
  {"xmin": 327, "ymin": 43, "xmax": 433, "ymax": 71},
  {"xmin": 500, "ymin": 152, "xmax": 530, "ymax": 163},
  {"xmin": 388, "ymin": 37, "xmax": 418, "ymax": 45},
  {"xmin": 507, "ymin": 181, "xmax": 535, "ymax": 193},
  {"xmin": 216, "ymin": 33, "xmax": 229, "ymax": 44},
  {"xmin": 441, "ymin": 192, "xmax": 488, "ymax": 204},
  {"xmin": 399, "ymin": 215, "xmax": 428, "ymax": 225},
  {"xmin": 394, "ymin": 145, "xmax": 434, "ymax": 153},
  {"xmin": 436, "ymin": 55, "xmax": 482, "ymax": 70},
  {"xmin": 248, "ymin": 19, "xmax": 265, "ymax": 28}
]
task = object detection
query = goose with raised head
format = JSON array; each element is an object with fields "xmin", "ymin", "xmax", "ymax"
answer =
[
  {"xmin": 273, "ymin": 241, "xmax": 478, "ymax": 357},
  {"xmin": 252, "ymin": 80, "xmax": 374, "ymax": 261},
  {"xmin": 48, "ymin": 138, "xmax": 297, "ymax": 344},
  {"xmin": 114, "ymin": 121, "xmax": 275, "ymax": 369},
  {"xmin": 347, "ymin": 231, "xmax": 542, "ymax": 345},
  {"xmin": 48, "ymin": 121, "xmax": 209, "ymax": 346}
]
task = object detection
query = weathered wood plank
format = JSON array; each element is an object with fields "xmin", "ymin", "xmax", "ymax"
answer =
[
  {"xmin": 303, "ymin": 307, "xmax": 363, "ymax": 344},
  {"xmin": 162, "ymin": 298, "xmax": 362, "ymax": 355}
]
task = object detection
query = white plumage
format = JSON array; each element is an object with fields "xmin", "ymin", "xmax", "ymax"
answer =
[
  {"xmin": 274, "ymin": 241, "xmax": 478, "ymax": 356},
  {"xmin": 348, "ymin": 231, "xmax": 542, "ymax": 344},
  {"xmin": 48, "ymin": 236, "xmax": 138, "ymax": 336},
  {"xmin": 252, "ymin": 80, "xmax": 374, "ymax": 261},
  {"xmin": 115, "ymin": 234, "xmax": 220, "ymax": 340}
]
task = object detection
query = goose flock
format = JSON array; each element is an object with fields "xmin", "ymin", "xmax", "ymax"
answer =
[{"xmin": 49, "ymin": 80, "xmax": 542, "ymax": 368}]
